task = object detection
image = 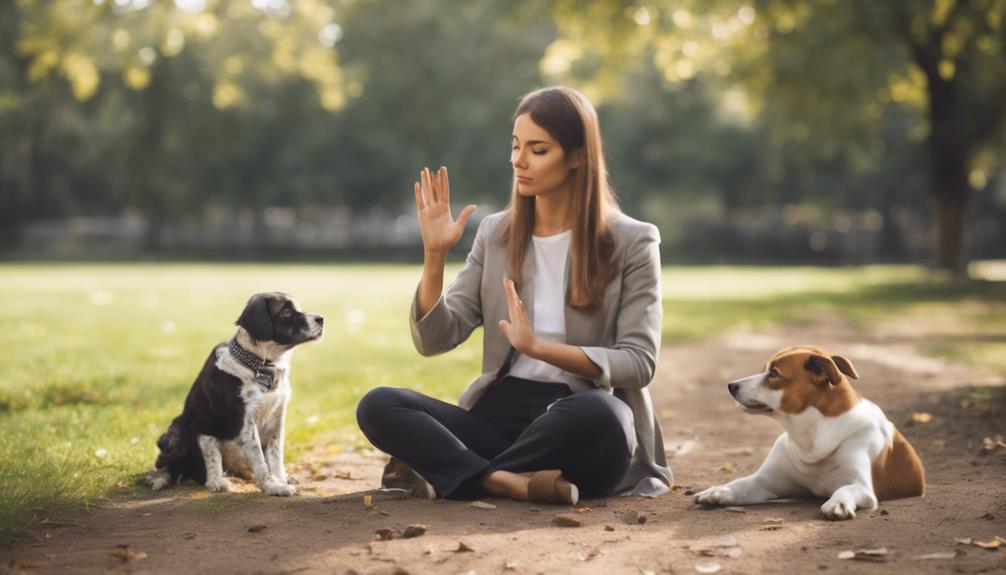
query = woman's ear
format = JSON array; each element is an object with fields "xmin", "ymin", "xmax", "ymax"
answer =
[{"xmin": 568, "ymin": 149, "xmax": 583, "ymax": 170}]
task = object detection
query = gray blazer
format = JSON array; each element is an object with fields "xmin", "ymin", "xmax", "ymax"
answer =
[{"xmin": 409, "ymin": 209, "xmax": 673, "ymax": 496}]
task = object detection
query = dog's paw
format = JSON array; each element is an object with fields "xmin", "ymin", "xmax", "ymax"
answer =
[
  {"xmin": 205, "ymin": 478, "xmax": 236, "ymax": 493},
  {"xmin": 695, "ymin": 485, "xmax": 735, "ymax": 506},
  {"xmin": 145, "ymin": 470, "xmax": 171, "ymax": 491},
  {"xmin": 821, "ymin": 497, "xmax": 857, "ymax": 520},
  {"xmin": 262, "ymin": 481, "xmax": 297, "ymax": 497}
]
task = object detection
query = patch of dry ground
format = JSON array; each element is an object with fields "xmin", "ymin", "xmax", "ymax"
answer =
[{"xmin": 4, "ymin": 320, "xmax": 1005, "ymax": 574}]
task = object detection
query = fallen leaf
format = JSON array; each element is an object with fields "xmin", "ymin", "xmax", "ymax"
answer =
[
  {"xmin": 110, "ymin": 545, "xmax": 148, "ymax": 563},
  {"xmin": 981, "ymin": 512, "xmax": 995, "ymax": 520},
  {"xmin": 553, "ymin": 514, "xmax": 583, "ymax": 527},
  {"xmin": 402, "ymin": 525, "xmax": 427, "ymax": 539},
  {"xmin": 503, "ymin": 559, "xmax": 519, "ymax": 570},
  {"xmin": 375, "ymin": 528, "xmax": 395, "ymax": 541},
  {"xmin": 763, "ymin": 518, "xmax": 784, "ymax": 525},
  {"xmin": 469, "ymin": 501, "xmax": 496, "ymax": 510},
  {"xmin": 724, "ymin": 507, "xmax": 747, "ymax": 514},
  {"xmin": 837, "ymin": 548, "xmax": 889, "ymax": 562},
  {"xmin": 577, "ymin": 547, "xmax": 601, "ymax": 561},
  {"xmin": 719, "ymin": 463, "xmax": 735, "ymax": 473},
  {"xmin": 604, "ymin": 525, "xmax": 616, "ymax": 531},
  {"xmin": 247, "ymin": 525, "xmax": 267, "ymax": 533},
  {"xmin": 190, "ymin": 492, "xmax": 210, "ymax": 500},
  {"xmin": 911, "ymin": 412, "xmax": 933, "ymax": 423},
  {"xmin": 116, "ymin": 482, "xmax": 130, "ymax": 489},
  {"xmin": 695, "ymin": 563, "xmax": 721, "ymax": 573},
  {"xmin": 7, "ymin": 559, "xmax": 42, "ymax": 572},
  {"xmin": 312, "ymin": 473, "xmax": 328, "ymax": 481},
  {"xmin": 575, "ymin": 506, "xmax": 592, "ymax": 513},
  {"xmin": 955, "ymin": 537, "xmax": 973, "ymax": 545},
  {"xmin": 974, "ymin": 538, "xmax": 1001, "ymax": 550},
  {"xmin": 912, "ymin": 552, "xmax": 959, "ymax": 560},
  {"xmin": 363, "ymin": 495, "xmax": 373, "ymax": 509},
  {"xmin": 182, "ymin": 532, "xmax": 196, "ymax": 540}
]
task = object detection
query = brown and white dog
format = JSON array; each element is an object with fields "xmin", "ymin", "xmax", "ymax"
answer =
[
  {"xmin": 695, "ymin": 345, "xmax": 925, "ymax": 520},
  {"xmin": 145, "ymin": 292, "xmax": 323, "ymax": 496}
]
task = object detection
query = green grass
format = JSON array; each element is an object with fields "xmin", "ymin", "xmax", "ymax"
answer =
[{"xmin": 1, "ymin": 263, "xmax": 1003, "ymax": 544}]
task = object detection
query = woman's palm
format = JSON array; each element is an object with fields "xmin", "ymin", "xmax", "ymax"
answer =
[{"xmin": 414, "ymin": 166, "xmax": 476, "ymax": 253}]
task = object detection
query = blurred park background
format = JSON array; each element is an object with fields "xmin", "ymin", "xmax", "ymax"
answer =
[
  {"xmin": 1, "ymin": 0, "xmax": 1004, "ymax": 270},
  {"xmin": 1, "ymin": 0, "xmax": 1005, "ymax": 547}
]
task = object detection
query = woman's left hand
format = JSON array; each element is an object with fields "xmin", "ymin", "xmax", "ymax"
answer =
[{"xmin": 498, "ymin": 278, "xmax": 536, "ymax": 355}]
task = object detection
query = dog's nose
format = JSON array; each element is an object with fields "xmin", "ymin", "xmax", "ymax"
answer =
[
  {"xmin": 316, "ymin": 315, "xmax": 324, "ymax": 327},
  {"xmin": 728, "ymin": 382, "xmax": 740, "ymax": 397}
]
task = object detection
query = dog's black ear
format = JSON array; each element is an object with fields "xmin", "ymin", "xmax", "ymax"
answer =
[
  {"xmin": 237, "ymin": 294, "xmax": 273, "ymax": 341},
  {"xmin": 804, "ymin": 354, "xmax": 843, "ymax": 386},
  {"xmin": 831, "ymin": 354, "xmax": 859, "ymax": 380}
]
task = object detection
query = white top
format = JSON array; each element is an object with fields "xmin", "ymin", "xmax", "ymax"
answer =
[{"xmin": 507, "ymin": 230, "xmax": 594, "ymax": 392}]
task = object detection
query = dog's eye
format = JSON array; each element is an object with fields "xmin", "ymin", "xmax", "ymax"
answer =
[
  {"xmin": 769, "ymin": 367, "xmax": 781, "ymax": 378},
  {"xmin": 280, "ymin": 309, "xmax": 292, "ymax": 319}
]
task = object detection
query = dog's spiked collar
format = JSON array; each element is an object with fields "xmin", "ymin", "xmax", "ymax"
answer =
[{"xmin": 228, "ymin": 338, "xmax": 280, "ymax": 391}]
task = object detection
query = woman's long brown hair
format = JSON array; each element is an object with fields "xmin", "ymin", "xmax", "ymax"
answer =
[{"xmin": 503, "ymin": 87, "xmax": 620, "ymax": 312}]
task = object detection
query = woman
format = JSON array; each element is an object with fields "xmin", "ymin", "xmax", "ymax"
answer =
[{"xmin": 357, "ymin": 87, "xmax": 673, "ymax": 504}]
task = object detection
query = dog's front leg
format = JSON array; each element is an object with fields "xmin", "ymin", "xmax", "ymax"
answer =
[
  {"xmin": 237, "ymin": 419, "xmax": 296, "ymax": 496},
  {"xmin": 821, "ymin": 483, "xmax": 876, "ymax": 520},
  {"xmin": 696, "ymin": 436, "xmax": 799, "ymax": 506},
  {"xmin": 820, "ymin": 456, "xmax": 877, "ymax": 520},
  {"xmin": 199, "ymin": 435, "xmax": 235, "ymax": 493},
  {"xmin": 262, "ymin": 404, "xmax": 289, "ymax": 484},
  {"xmin": 695, "ymin": 473, "xmax": 779, "ymax": 506}
]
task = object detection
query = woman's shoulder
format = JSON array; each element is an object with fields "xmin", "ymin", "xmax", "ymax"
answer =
[
  {"xmin": 607, "ymin": 210, "xmax": 661, "ymax": 244},
  {"xmin": 472, "ymin": 209, "xmax": 510, "ymax": 242}
]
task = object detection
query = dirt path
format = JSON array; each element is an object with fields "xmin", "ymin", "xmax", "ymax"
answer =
[{"xmin": 4, "ymin": 320, "xmax": 1005, "ymax": 574}]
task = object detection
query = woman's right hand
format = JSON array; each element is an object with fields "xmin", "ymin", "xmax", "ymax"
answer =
[{"xmin": 414, "ymin": 166, "xmax": 476, "ymax": 255}]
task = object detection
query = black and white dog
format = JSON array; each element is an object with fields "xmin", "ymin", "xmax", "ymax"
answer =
[{"xmin": 145, "ymin": 292, "xmax": 324, "ymax": 496}]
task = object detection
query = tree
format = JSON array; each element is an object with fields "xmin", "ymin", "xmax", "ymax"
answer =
[{"xmin": 540, "ymin": 0, "xmax": 1006, "ymax": 272}]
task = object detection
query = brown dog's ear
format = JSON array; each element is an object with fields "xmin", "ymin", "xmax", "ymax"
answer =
[
  {"xmin": 236, "ymin": 294, "xmax": 273, "ymax": 341},
  {"xmin": 804, "ymin": 354, "xmax": 844, "ymax": 386},
  {"xmin": 831, "ymin": 354, "xmax": 859, "ymax": 380}
]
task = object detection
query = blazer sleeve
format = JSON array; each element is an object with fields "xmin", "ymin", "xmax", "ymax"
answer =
[
  {"xmin": 580, "ymin": 223, "xmax": 662, "ymax": 389},
  {"xmin": 409, "ymin": 217, "xmax": 487, "ymax": 356}
]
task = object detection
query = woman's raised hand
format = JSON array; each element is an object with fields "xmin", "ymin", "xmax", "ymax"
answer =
[{"xmin": 414, "ymin": 166, "xmax": 477, "ymax": 255}]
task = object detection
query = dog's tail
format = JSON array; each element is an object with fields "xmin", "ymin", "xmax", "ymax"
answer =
[{"xmin": 154, "ymin": 416, "xmax": 196, "ymax": 469}]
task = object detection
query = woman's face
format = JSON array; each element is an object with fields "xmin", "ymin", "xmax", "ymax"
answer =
[{"xmin": 511, "ymin": 113, "xmax": 578, "ymax": 198}]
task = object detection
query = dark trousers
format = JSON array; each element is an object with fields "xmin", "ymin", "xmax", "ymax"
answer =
[{"xmin": 356, "ymin": 377, "xmax": 634, "ymax": 499}]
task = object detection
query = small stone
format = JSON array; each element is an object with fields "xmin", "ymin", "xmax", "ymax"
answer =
[
  {"xmin": 604, "ymin": 525, "xmax": 616, "ymax": 532},
  {"xmin": 625, "ymin": 510, "xmax": 646, "ymax": 524},
  {"xmin": 378, "ymin": 511, "xmax": 391, "ymax": 516},
  {"xmin": 879, "ymin": 509, "xmax": 889, "ymax": 516},
  {"xmin": 981, "ymin": 512, "xmax": 995, "ymax": 520},
  {"xmin": 402, "ymin": 525, "xmax": 427, "ymax": 539},
  {"xmin": 552, "ymin": 514, "xmax": 583, "ymax": 527},
  {"xmin": 456, "ymin": 541, "xmax": 475, "ymax": 553},
  {"xmin": 182, "ymin": 532, "xmax": 197, "ymax": 540},
  {"xmin": 247, "ymin": 525, "xmax": 267, "ymax": 533},
  {"xmin": 470, "ymin": 501, "xmax": 497, "ymax": 510}
]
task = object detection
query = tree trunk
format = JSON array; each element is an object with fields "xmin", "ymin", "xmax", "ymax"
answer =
[
  {"xmin": 933, "ymin": 189, "xmax": 968, "ymax": 273},
  {"xmin": 926, "ymin": 75, "xmax": 972, "ymax": 274}
]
